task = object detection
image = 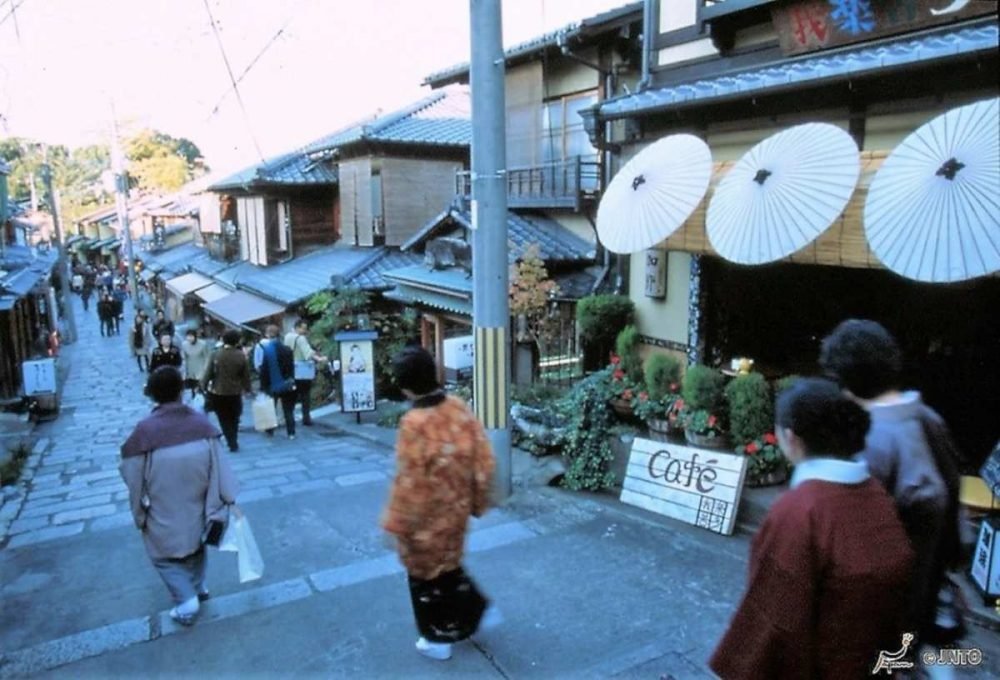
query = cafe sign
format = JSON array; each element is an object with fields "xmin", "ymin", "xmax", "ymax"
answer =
[
  {"xmin": 620, "ymin": 437, "xmax": 748, "ymax": 535},
  {"xmin": 772, "ymin": 0, "xmax": 998, "ymax": 56}
]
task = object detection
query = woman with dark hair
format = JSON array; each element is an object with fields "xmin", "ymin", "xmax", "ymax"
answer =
[
  {"xmin": 820, "ymin": 319, "xmax": 963, "ymax": 655},
  {"xmin": 201, "ymin": 330, "xmax": 252, "ymax": 452},
  {"xmin": 381, "ymin": 346, "xmax": 500, "ymax": 661},
  {"xmin": 129, "ymin": 312, "xmax": 152, "ymax": 372},
  {"xmin": 711, "ymin": 378, "xmax": 914, "ymax": 679},
  {"xmin": 119, "ymin": 366, "xmax": 238, "ymax": 626}
]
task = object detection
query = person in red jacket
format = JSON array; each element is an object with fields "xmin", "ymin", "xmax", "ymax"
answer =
[{"xmin": 710, "ymin": 378, "xmax": 914, "ymax": 679}]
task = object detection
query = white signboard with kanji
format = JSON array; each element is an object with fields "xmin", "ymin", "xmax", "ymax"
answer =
[
  {"xmin": 620, "ymin": 437, "xmax": 748, "ymax": 535},
  {"xmin": 22, "ymin": 358, "xmax": 57, "ymax": 396}
]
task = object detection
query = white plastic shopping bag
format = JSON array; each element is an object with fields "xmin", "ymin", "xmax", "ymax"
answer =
[
  {"xmin": 252, "ymin": 394, "xmax": 278, "ymax": 431},
  {"xmin": 219, "ymin": 509, "xmax": 264, "ymax": 583}
]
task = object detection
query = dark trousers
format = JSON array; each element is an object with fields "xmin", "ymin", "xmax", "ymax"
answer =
[
  {"xmin": 214, "ymin": 394, "xmax": 243, "ymax": 451},
  {"xmin": 100, "ymin": 318, "xmax": 114, "ymax": 336},
  {"xmin": 294, "ymin": 379, "xmax": 313, "ymax": 424},
  {"xmin": 408, "ymin": 567, "xmax": 488, "ymax": 643},
  {"xmin": 135, "ymin": 354, "xmax": 149, "ymax": 371},
  {"xmin": 112, "ymin": 316, "xmax": 121, "ymax": 334},
  {"xmin": 274, "ymin": 391, "xmax": 297, "ymax": 437}
]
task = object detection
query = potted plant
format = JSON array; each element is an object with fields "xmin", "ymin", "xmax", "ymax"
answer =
[
  {"xmin": 606, "ymin": 325, "xmax": 643, "ymax": 420},
  {"xmin": 725, "ymin": 373, "xmax": 774, "ymax": 447},
  {"xmin": 742, "ymin": 433, "xmax": 790, "ymax": 486},
  {"xmin": 681, "ymin": 364, "xmax": 729, "ymax": 448},
  {"xmin": 636, "ymin": 353, "xmax": 683, "ymax": 441},
  {"xmin": 683, "ymin": 409, "xmax": 729, "ymax": 449}
]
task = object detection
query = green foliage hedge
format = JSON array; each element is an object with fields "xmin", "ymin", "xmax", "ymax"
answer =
[
  {"xmin": 725, "ymin": 373, "xmax": 774, "ymax": 445},
  {"xmin": 682, "ymin": 364, "xmax": 727, "ymax": 413},
  {"xmin": 577, "ymin": 295, "xmax": 635, "ymax": 370},
  {"xmin": 644, "ymin": 353, "xmax": 682, "ymax": 401}
]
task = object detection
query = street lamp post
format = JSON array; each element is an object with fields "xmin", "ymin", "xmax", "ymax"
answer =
[{"xmin": 470, "ymin": 0, "xmax": 512, "ymax": 500}]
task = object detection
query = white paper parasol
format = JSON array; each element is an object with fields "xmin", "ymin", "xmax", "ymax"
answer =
[
  {"xmin": 864, "ymin": 97, "xmax": 1000, "ymax": 283},
  {"xmin": 596, "ymin": 134, "xmax": 712, "ymax": 254},
  {"xmin": 706, "ymin": 123, "xmax": 860, "ymax": 265}
]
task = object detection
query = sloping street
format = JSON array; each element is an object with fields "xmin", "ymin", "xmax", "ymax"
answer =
[{"xmin": 2, "ymin": 298, "xmax": 999, "ymax": 679}]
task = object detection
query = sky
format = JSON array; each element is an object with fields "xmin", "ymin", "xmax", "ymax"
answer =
[{"xmin": 0, "ymin": 0, "xmax": 628, "ymax": 176}]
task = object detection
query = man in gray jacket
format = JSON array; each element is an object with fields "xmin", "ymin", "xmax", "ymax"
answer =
[
  {"xmin": 120, "ymin": 367, "xmax": 239, "ymax": 626},
  {"xmin": 820, "ymin": 320, "xmax": 962, "ymax": 655}
]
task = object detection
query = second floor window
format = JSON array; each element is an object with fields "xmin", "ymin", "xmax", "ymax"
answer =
[{"xmin": 540, "ymin": 91, "xmax": 599, "ymax": 165}]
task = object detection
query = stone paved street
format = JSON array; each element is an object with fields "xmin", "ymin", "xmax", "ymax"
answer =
[{"xmin": 1, "ymin": 295, "xmax": 998, "ymax": 679}]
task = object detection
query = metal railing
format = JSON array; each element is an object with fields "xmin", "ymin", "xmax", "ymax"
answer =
[{"xmin": 455, "ymin": 156, "xmax": 601, "ymax": 211}]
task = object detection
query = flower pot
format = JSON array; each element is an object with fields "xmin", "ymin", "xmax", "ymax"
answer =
[
  {"xmin": 747, "ymin": 467, "xmax": 789, "ymax": 488},
  {"xmin": 646, "ymin": 418, "xmax": 683, "ymax": 443},
  {"xmin": 608, "ymin": 397, "xmax": 634, "ymax": 420},
  {"xmin": 684, "ymin": 429, "xmax": 731, "ymax": 450}
]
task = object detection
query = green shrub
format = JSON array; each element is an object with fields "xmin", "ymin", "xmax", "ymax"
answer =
[
  {"xmin": 682, "ymin": 364, "xmax": 727, "ymax": 413},
  {"xmin": 511, "ymin": 382, "xmax": 567, "ymax": 408},
  {"xmin": 725, "ymin": 373, "xmax": 774, "ymax": 445},
  {"xmin": 577, "ymin": 295, "xmax": 635, "ymax": 371},
  {"xmin": 561, "ymin": 378, "xmax": 616, "ymax": 491},
  {"xmin": 614, "ymin": 325, "xmax": 643, "ymax": 383},
  {"xmin": 377, "ymin": 402, "xmax": 410, "ymax": 428},
  {"xmin": 644, "ymin": 353, "xmax": 682, "ymax": 401},
  {"xmin": 1, "ymin": 439, "xmax": 32, "ymax": 487}
]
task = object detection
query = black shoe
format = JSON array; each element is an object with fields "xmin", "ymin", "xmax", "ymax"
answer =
[
  {"xmin": 302, "ymin": 419, "xmax": 313, "ymax": 427},
  {"xmin": 228, "ymin": 445, "xmax": 239, "ymax": 453},
  {"xmin": 197, "ymin": 591, "xmax": 212, "ymax": 602}
]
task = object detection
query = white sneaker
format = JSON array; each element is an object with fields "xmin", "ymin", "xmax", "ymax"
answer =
[
  {"xmin": 415, "ymin": 636, "xmax": 453, "ymax": 660},
  {"xmin": 478, "ymin": 604, "xmax": 504, "ymax": 632},
  {"xmin": 169, "ymin": 596, "xmax": 200, "ymax": 626}
]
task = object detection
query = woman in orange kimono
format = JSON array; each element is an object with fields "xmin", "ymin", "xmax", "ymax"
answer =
[{"xmin": 382, "ymin": 346, "xmax": 501, "ymax": 661}]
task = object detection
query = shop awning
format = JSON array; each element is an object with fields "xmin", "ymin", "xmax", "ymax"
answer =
[
  {"xmin": 139, "ymin": 268, "xmax": 157, "ymax": 282},
  {"xmin": 203, "ymin": 290, "xmax": 284, "ymax": 327},
  {"xmin": 194, "ymin": 283, "xmax": 231, "ymax": 304},
  {"xmin": 165, "ymin": 271, "xmax": 214, "ymax": 297},
  {"xmin": 100, "ymin": 238, "xmax": 122, "ymax": 253}
]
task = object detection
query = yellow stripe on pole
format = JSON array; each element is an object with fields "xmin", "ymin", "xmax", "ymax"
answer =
[{"xmin": 474, "ymin": 326, "xmax": 507, "ymax": 430}]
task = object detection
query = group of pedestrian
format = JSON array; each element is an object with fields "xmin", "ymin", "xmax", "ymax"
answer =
[
  {"xmin": 119, "ymin": 315, "xmax": 964, "ymax": 669},
  {"xmin": 121, "ymin": 342, "xmax": 498, "ymax": 650},
  {"xmin": 711, "ymin": 319, "xmax": 964, "ymax": 679}
]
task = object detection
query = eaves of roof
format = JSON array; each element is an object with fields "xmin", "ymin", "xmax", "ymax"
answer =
[
  {"xmin": 209, "ymin": 151, "xmax": 337, "ymax": 192},
  {"xmin": 423, "ymin": 2, "xmax": 642, "ymax": 86},
  {"xmin": 595, "ymin": 20, "xmax": 999, "ymax": 121}
]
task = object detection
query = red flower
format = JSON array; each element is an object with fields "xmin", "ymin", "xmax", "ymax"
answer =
[
  {"xmin": 622, "ymin": 389, "xmax": 634, "ymax": 401},
  {"xmin": 745, "ymin": 442, "xmax": 759, "ymax": 455},
  {"xmin": 610, "ymin": 354, "xmax": 621, "ymax": 365},
  {"xmin": 613, "ymin": 369, "xmax": 625, "ymax": 381},
  {"xmin": 763, "ymin": 433, "xmax": 777, "ymax": 445},
  {"xmin": 673, "ymin": 399, "xmax": 684, "ymax": 410},
  {"xmin": 638, "ymin": 392, "xmax": 649, "ymax": 402},
  {"xmin": 707, "ymin": 415, "xmax": 718, "ymax": 428}
]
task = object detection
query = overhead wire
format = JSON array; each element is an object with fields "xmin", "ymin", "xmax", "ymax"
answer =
[
  {"xmin": 0, "ymin": 0, "xmax": 28, "ymax": 28},
  {"xmin": 206, "ymin": 0, "xmax": 304, "ymax": 121},
  {"xmin": 200, "ymin": 0, "xmax": 266, "ymax": 162}
]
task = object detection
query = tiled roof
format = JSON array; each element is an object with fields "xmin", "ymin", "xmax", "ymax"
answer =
[
  {"xmin": 596, "ymin": 22, "xmax": 999, "ymax": 120},
  {"xmin": 234, "ymin": 245, "xmax": 384, "ymax": 306},
  {"xmin": 382, "ymin": 265, "xmax": 474, "ymax": 316},
  {"xmin": 424, "ymin": 2, "xmax": 642, "ymax": 86},
  {"xmin": 209, "ymin": 151, "xmax": 337, "ymax": 192},
  {"xmin": 303, "ymin": 89, "xmax": 471, "ymax": 154},
  {"xmin": 402, "ymin": 206, "xmax": 595, "ymax": 264},
  {"xmin": 137, "ymin": 243, "xmax": 208, "ymax": 276},
  {"xmin": 552, "ymin": 267, "xmax": 601, "ymax": 300},
  {"xmin": 345, "ymin": 249, "xmax": 424, "ymax": 291}
]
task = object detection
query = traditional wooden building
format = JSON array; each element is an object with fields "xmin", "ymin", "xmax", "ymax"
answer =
[{"xmin": 583, "ymin": 0, "xmax": 999, "ymax": 465}]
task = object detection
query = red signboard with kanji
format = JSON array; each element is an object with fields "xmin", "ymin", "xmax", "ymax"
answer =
[{"xmin": 772, "ymin": 0, "xmax": 998, "ymax": 55}]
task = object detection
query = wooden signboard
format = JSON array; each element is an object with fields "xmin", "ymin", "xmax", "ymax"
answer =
[
  {"xmin": 644, "ymin": 248, "xmax": 667, "ymax": 299},
  {"xmin": 620, "ymin": 437, "xmax": 749, "ymax": 535},
  {"xmin": 335, "ymin": 330, "xmax": 378, "ymax": 413},
  {"xmin": 772, "ymin": 0, "xmax": 999, "ymax": 56}
]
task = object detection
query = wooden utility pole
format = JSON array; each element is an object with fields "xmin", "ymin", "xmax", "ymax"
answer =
[
  {"xmin": 110, "ymin": 107, "xmax": 139, "ymax": 302},
  {"xmin": 39, "ymin": 161, "xmax": 77, "ymax": 344}
]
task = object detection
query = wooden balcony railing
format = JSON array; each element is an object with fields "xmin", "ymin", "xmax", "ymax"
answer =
[{"xmin": 455, "ymin": 156, "xmax": 602, "ymax": 211}]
